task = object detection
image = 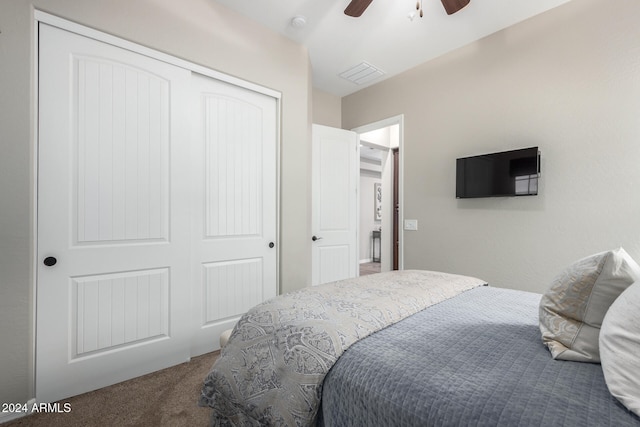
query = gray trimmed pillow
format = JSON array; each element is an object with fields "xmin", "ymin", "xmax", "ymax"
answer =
[
  {"xmin": 539, "ymin": 248, "xmax": 640, "ymax": 363},
  {"xmin": 599, "ymin": 280, "xmax": 640, "ymax": 416}
]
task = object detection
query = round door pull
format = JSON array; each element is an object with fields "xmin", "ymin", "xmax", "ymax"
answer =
[
  {"xmin": 43, "ymin": 256, "xmax": 57, "ymax": 267},
  {"xmin": 269, "ymin": 242, "xmax": 275, "ymax": 248},
  {"xmin": 312, "ymin": 235, "xmax": 323, "ymax": 241}
]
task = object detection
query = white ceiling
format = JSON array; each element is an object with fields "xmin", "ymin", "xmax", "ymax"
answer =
[{"xmin": 214, "ymin": 0, "xmax": 571, "ymax": 97}]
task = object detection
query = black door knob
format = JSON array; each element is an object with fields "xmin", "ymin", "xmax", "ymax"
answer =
[
  {"xmin": 312, "ymin": 236, "xmax": 323, "ymax": 241},
  {"xmin": 43, "ymin": 256, "xmax": 57, "ymax": 267},
  {"xmin": 269, "ymin": 242, "xmax": 275, "ymax": 248}
]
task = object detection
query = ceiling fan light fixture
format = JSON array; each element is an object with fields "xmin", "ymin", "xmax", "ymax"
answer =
[{"xmin": 416, "ymin": 0, "xmax": 424, "ymax": 18}]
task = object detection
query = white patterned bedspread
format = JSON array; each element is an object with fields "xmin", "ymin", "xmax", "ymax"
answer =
[{"xmin": 199, "ymin": 270, "xmax": 486, "ymax": 426}]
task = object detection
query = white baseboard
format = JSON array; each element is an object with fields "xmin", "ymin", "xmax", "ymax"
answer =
[
  {"xmin": 0, "ymin": 399, "xmax": 36, "ymax": 424},
  {"xmin": 359, "ymin": 259, "xmax": 373, "ymax": 264}
]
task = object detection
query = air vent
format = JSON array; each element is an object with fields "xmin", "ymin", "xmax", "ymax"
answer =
[{"xmin": 339, "ymin": 62, "xmax": 385, "ymax": 85}]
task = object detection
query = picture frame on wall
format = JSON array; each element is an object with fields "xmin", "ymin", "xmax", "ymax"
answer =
[{"xmin": 374, "ymin": 182, "xmax": 382, "ymax": 221}]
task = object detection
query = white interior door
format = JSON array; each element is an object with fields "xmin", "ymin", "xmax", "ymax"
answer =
[
  {"xmin": 311, "ymin": 124, "xmax": 358, "ymax": 285},
  {"xmin": 37, "ymin": 24, "xmax": 192, "ymax": 403},
  {"xmin": 190, "ymin": 73, "xmax": 278, "ymax": 356}
]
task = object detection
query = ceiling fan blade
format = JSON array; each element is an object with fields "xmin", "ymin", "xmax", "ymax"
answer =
[
  {"xmin": 344, "ymin": 0, "xmax": 374, "ymax": 17},
  {"xmin": 441, "ymin": 0, "xmax": 470, "ymax": 15}
]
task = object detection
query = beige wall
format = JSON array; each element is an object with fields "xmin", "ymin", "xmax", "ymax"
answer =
[
  {"xmin": 343, "ymin": 0, "xmax": 640, "ymax": 293},
  {"xmin": 312, "ymin": 88, "xmax": 342, "ymax": 128},
  {"xmin": 0, "ymin": 0, "xmax": 311, "ymax": 406}
]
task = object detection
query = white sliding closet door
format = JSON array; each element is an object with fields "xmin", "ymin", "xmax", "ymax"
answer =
[
  {"xmin": 37, "ymin": 24, "xmax": 192, "ymax": 403},
  {"xmin": 190, "ymin": 73, "xmax": 278, "ymax": 356}
]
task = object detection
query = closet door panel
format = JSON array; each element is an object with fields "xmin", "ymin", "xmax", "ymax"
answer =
[
  {"xmin": 191, "ymin": 73, "xmax": 278, "ymax": 356},
  {"xmin": 37, "ymin": 23, "xmax": 191, "ymax": 403}
]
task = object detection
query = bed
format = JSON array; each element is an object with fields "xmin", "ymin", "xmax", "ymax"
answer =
[
  {"xmin": 200, "ymin": 260, "xmax": 640, "ymax": 426},
  {"xmin": 318, "ymin": 285, "xmax": 638, "ymax": 426}
]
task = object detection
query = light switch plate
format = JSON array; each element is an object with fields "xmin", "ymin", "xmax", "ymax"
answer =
[{"xmin": 404, "ymin": 219, "xmax": 418, "ymax": 231}]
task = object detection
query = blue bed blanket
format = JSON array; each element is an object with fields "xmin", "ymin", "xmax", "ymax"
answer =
[
  {"xmin": 319, "ymin": 286, "xmax": 640, "ymax": 426},
  {"xmin": 200, "ymin": 270, "xmax": 486, "ymax": 426}
]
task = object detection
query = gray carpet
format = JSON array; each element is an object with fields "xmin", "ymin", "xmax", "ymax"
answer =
[{"xmin": 5, "ymin": 351, "xmax": 218, "ymax": 427}]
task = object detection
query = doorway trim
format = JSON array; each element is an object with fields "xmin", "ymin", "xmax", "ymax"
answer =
[{"xmin": 351, "ymin": 115, "xmax": 404, "ymax": 271}]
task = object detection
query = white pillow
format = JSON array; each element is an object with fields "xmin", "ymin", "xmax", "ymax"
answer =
[
  {"xmin": 539, "ymin": 248, "xmax": 640, "ymax": 362},
  {"xmin": 600, "ymin": 280, "xmax": 640, "ymax": 416}
]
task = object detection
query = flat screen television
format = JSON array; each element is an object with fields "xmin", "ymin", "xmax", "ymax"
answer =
[{"xmin": 456, "ymin": 147, "xmax": 540, "ymax": 198}]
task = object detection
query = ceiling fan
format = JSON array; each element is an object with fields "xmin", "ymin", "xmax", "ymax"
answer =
[{"xmin": 344, "ymin": 0, "xmax": 470, "ymax": 17}]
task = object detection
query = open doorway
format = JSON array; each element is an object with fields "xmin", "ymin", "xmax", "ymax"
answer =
[
  {"xmin": 358, "ymin": 145, "xmax": 384, "ymax": 275},
  {"xmin": 353, "ymin": 116, "xmax": 403, "ymax": 275}
]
